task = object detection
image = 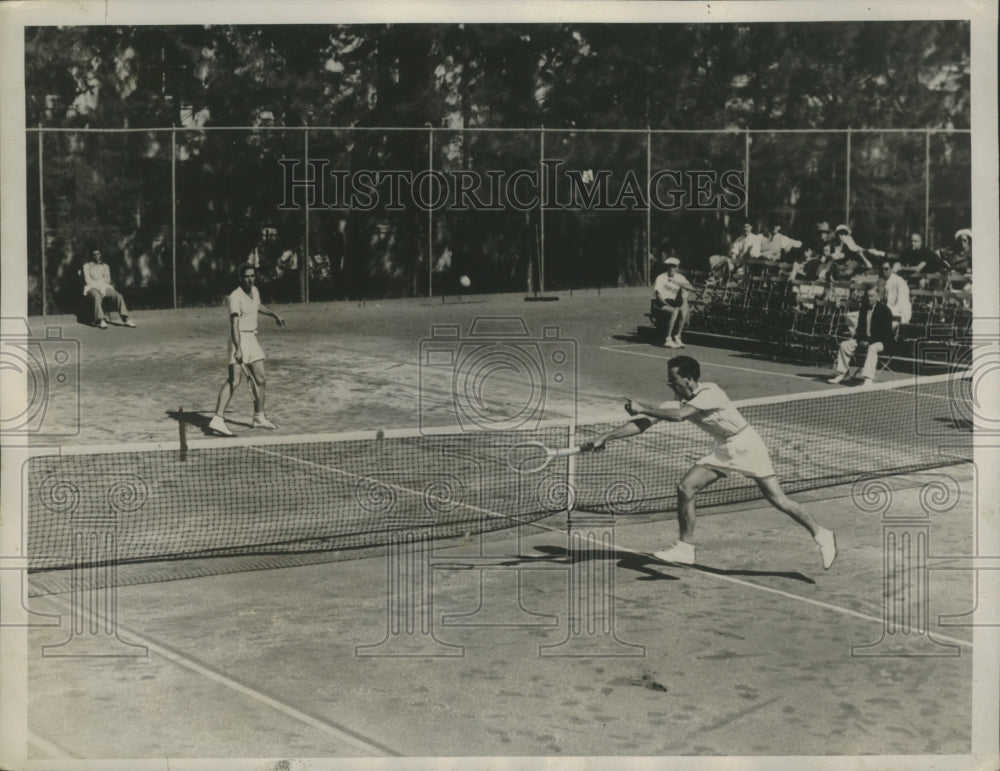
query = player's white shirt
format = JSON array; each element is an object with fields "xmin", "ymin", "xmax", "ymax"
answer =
[
  {"xmin": 228, "ymin": 286, "xmax": 261, "ymax": 332},
  {"xmin": 678, "ymin": 382, "xmax": 749, "ymax": 441},
  {"xmin": 653, "ymin": 271, "xmax": 694, "ymax": 302}
]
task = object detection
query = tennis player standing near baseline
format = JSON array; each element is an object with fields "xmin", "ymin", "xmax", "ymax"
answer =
[
  {"xmin": 582, "ymin": 355, "xmax": 837, "ymax": 570},
  {"xmin": 208, "ymin": 262, "xmax": 286, "ymax": 436}
]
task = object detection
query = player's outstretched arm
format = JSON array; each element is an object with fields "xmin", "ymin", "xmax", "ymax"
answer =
[
  {"xmin": 580, "ymin": 417, "xmax": 656, "ymax": 453},
  {"xmin": 259, "ymin": 305, "xmax": 286, "ymax": 327},
  {"xmin": 631, "ymin": 401, "xmax": 698, "ymax": 423}
]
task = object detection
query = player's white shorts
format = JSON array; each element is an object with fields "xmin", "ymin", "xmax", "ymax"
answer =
[
  {"xmin": 695, "ymin": 425, "xmax": 776, "ymax": 479},
  {"xmin": 228, "ymin": 330, "xmax": 265, "ymax": 365}
]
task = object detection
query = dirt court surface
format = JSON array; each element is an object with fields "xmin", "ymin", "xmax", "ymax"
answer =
[
  {"xmin": 26, "ymin": 287, "xmax": 864, "ymax": 446},
  {"xmin": 13, "ymin": 288, "xmax": 985, "ymax": 763}
]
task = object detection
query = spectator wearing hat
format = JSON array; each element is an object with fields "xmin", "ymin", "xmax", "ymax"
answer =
[
  {"xmin": 82, "ymin": 249, "xmax": 136, "ymax": 329},
  {"xmin": 652, "ymin": 257, "xmax": 695, "ymax": 348},
  {"xmin": 807, "ymin": 221, "xmax": 834, "ymax": 258},
  {"xmin": 828, "ymin": 224, "xmax": 885, "ymax": 280},
  {"xmin": 950, "ymin": 229, "xmax": 972, "ymax": 273}
]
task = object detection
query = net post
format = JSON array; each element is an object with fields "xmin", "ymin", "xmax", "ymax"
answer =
[
  {"xmin": 540, "ymin": 419, "xmax": 645, "ymax": 658},
  {"xmin": 178, "ymin": 407, "xmax": 187, "ymax": 461}
]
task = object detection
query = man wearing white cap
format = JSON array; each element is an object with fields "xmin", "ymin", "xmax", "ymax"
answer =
[{"xmin": 652, "ymin": 257, "xmax": 695, "ymax": 348}]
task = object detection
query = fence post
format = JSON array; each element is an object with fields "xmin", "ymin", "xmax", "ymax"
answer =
[
  {"xmin": 171, "ymin": 125, "xmax": 177, "ymax": 309},
  {"xmin": 845, "ymin": 127, "xmax": 852, "ymax": 225},
  {"xmin": 38, "ymin": 125, "xmax": 47, "ymax": 316},
  {"xmin": 924, "ymin": 128, "xmax": 932, "ymax": 247},
  {"xmin": 428, "ymin": 126, "xmax": 434, "ymax": 299},
  {"xmin": 744, "ymin": 128, "xmax": 750, "ymax": 219},
  {"xmin": 539, "ymin": 126, "xmax": 545, "ymax": 294},
  {"xmin": 303, "ymin": 125, "xmax": 310, "ymax": 304},
  {"xmin": 646, "ymin": 127, "xmax": 652, "ymax": 286}
]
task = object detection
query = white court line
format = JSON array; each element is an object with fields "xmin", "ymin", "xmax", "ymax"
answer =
[
  {"xmin": 257, "ymin": 445, "xmax": 972, "ymax": 649},
  {"xmin": 599, "ymin": 344, "xmax": 817, "ymax": 379},
  {"xmin": 36, "ymin": 593, "xmax": 400, "ymax": 758},
  {"xmin": 607, "ymin": 538, "xmax": 974, "ymax": 649},
  {"xmin": 27, "ymin": 730, "xmax": 76, "ymax": 759}
]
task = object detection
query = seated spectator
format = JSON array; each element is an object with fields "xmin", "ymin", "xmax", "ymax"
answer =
[
  {"xmin": 949, "ymin": 228, "xmax": 972, "ymax": 274},
  {"xmin": 707, "ymin": 253, "xmax": 734, "ymax": 284},
  {"xmin": 651, "ymin": 257, "xmax": 695, "ymax": 348},
  {"xmin": 828, "ymin": 224, "xmax": 883, "ymax": 279},
  {"xmin": 880, "ymin": 260, "xmax": 912, "ymax": 326},
  {"xmin": 729, "ymin": 221, "xmax": 763, "ymax": 276},
  {"xmin": 760, "ymin": 222, "xmax": 803, "ymax": 263},
  {"xmin": 896, "ymin": 232, "xmax": 937, "ymax": 274},
  {"xmin": 827, "ymin": 286, "xmax": 894, "ymax": 387},
  {"xmin": 82, "ymin": 249, "xmax": 136, "ymax": 329}
]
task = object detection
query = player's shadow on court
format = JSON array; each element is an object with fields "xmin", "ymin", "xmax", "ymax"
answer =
[
  {"xmin": 611, "ymin": 330, "xmax": 659, "ymax": 347},
  {"xmin": 166, "ymin": 409, "xmax": 230, "ymax": 436},
  {"xmin": 509, "ymin": 545, "xmax": 814, "ymax": 584}
]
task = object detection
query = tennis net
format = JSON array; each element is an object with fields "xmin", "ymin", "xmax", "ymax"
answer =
[{"xmin": 25, "ymin": 373, "xmax": 972, "ymax": 572}]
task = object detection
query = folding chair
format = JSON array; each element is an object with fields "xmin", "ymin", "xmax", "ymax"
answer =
[{"xmin": 848, "ymin": 325, "xmax": 900, "ymax": 383}]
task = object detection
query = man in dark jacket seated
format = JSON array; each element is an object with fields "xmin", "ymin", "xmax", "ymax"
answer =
[{"xmin": 827, "ymin": 285, "xmax": 895, "ymax": 387}]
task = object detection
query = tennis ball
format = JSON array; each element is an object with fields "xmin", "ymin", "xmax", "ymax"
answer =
[{"xmin": 459, "ymin": 275, "xmax": 471, "ymax": 288}]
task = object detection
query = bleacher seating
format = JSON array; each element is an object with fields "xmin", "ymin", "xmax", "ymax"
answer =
[{"xmin": 679, "ymin": 266, "xmax": 971, "ymax": 367}]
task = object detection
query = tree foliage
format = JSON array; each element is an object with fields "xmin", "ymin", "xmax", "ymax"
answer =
[{"xmin": 24, "ymin": 22, "xmax": 971, "ymax": 311}]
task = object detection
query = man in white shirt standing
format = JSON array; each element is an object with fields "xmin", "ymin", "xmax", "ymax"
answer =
[
  {"xmin": 82, "ymin": 249, "xmax": 136, "ymax": 329},
  {"xmin": 651, "ymin": 257, "xmax": 695, "ymax": 348},
  {"xmin": 582, "ymin": 355, "xmax": 836, "ymax": 570},
  {"xmin": 209, "ymin": 262, "xmax": 286, "ymax": 436},
  {"xmin": 881, "ymin": 260, "xmax": 912, "ymax": 327}
]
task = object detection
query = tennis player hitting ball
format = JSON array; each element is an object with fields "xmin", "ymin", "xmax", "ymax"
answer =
[{"xmin": 581, "ymin": 355, "xmax": 837, "ymax": 570}]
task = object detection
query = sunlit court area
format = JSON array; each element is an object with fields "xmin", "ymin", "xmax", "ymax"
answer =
[
  {"xmin": 2, "ymin": 9, "xmax": 998, "ymax": 770},
  {"xmin": 14, "ymin": 287, "xmax": 983, "ymax": 759}
]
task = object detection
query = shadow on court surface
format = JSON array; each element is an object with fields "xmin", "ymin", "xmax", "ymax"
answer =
[
  {"xmin": 497, "ymin": 544, "xmax": 816, "ymax": 584},
  {"xmin": 166, "ymin": 408, "xmax": 257, "ymax": 435}
]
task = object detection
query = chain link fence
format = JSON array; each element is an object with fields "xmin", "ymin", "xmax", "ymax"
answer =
[{"xmin": 26, "ymin": 126, "xmax": 971, "ymax": 315}]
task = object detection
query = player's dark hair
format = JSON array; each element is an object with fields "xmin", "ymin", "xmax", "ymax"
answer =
[
  {"xmin": 237, "ymin": 261, "xmax": 255, "ymax": 277},
  {"xmin": 668, "ymin": 355, "xmax": 700, "ymax": 380}
]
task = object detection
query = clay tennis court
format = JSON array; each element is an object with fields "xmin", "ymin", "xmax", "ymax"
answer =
[{"xmin": 21, "ymin": 288, "xmax": 978, "ymax": 759}]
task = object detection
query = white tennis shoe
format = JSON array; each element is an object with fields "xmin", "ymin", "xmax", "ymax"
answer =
[
  {"xmin": 815, "ymin": 528, "xmax": 837, "ymax": 569},
  {"xmin": 252, "ymin": 414, "xmax": 277, "ymax": 429},
  {"xmin": 652, "ymin": 541, "xmax": 696, "ymax": 565},
  {"xmin": 827, "ymin": 373, "xmax": 845, "ymax": 384},
  {"xmin": 208, "ymin": 415, "xmax": 234, "ymax": 436}
]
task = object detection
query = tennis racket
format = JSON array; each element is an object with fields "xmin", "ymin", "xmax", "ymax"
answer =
[
  {"xmin": 238, "ymin": 361, "xmax": 261, "ymax": 403},
  {"xmin": 507, "ymin": 441, "xmax": 583, "ymax": 474}
]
